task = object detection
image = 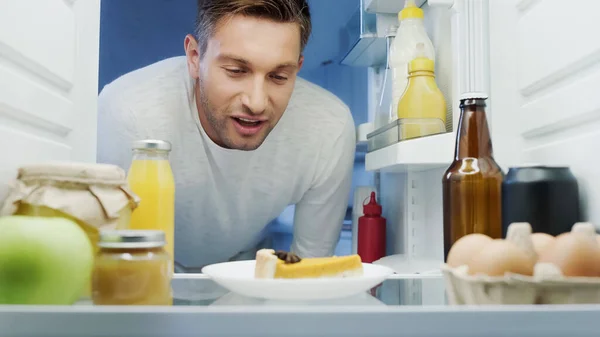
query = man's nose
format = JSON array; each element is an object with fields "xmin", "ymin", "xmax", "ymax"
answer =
[{"xmin": 241, "ymin": 78, "xmax": 268, "ymax": 114}]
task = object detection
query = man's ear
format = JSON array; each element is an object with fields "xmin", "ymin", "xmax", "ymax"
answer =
[
  {"xmin": 298, "ymin": 55, "xmax": 304, "ymax": 72},
  {"xmin": 184, "ymin": 34, "xmax": 200, "ymax": 79}
]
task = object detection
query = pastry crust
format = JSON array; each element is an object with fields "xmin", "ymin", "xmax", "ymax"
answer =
[{"xmin": 254, "ymin": 249, "xmax": 278, "ymax": 278}]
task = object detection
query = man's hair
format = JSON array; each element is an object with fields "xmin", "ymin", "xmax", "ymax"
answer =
[{"xmin": 195, "ymin": 0, "xmax": 311, "ymax": 58}]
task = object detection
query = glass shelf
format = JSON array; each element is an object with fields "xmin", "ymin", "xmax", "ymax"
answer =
[{"xmin": 3, "ymin": 274, "xmax": 600, "ymax": 337}]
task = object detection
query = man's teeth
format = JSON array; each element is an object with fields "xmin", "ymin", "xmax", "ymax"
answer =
[{"xmin": 238, "ymin": 118, "xmax": 259, "ymax": 123}]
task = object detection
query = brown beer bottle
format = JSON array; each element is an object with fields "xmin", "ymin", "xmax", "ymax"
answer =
[{"xmin": 442, "ymin": 94, "xmax": 503, "ymax": 260}]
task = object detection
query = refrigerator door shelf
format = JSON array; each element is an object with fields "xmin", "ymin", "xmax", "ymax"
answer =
[
  {"xmin": 364, "ymin": 0, "xmax": 427, "ymax": 14},
  {"xmin": 365, "ymin": 132, "xmax": 454, "ymax": 172}
]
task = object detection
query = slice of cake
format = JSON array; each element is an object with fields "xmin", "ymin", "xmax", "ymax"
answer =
[{"xmin": 254, "ymin": 249, "xmax": 364, "ymax": 279}]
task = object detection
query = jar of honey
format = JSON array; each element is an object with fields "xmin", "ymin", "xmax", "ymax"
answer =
[{"xmin": 92, "ymin": 230, "xmax": 173, "ymax": 305}]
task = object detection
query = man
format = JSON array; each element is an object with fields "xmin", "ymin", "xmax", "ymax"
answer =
[{"xmin": 97, "ymin": 0, "xmax": 356, "ymax": 270}]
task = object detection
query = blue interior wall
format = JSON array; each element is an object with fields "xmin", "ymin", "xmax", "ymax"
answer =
[{"xmin": 98, "ymin": 0, "xmax": 196, "ymax": 92}]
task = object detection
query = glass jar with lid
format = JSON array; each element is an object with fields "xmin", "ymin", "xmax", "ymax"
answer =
[
  {"xmin": 0, "ymin": 162, "xmax": 139, "ymax": 247},
  {"xmin": 92, "ymin": 230, "xmax": 173, "ymax": 305}
]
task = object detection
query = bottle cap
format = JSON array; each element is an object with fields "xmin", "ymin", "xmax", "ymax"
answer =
[
  {"xmin": 399, "ymin": 0, "xmax": 424, "ymax": 20},
  {"xmin": 132, "ymin": 139, "xmax": 172, "ymax": 152},
  {"xmin": 460, "ymin": 92, "xmax": 489, "ymax": 100},
  {"xmin": 363, "ymin": 192, "xmax": 382, "ymax": 216}
]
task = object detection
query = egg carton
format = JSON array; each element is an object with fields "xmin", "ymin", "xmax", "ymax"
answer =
[
  {"xmin": 442, "ymin": 264, "xmax": 600, "ymax": 305},
  {"xmin": 442, "ymin": 222, "xmax": 600, "ymax": 305}
]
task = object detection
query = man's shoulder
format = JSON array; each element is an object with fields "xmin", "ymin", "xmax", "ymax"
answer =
[{"xmin": 98, "ymin": 56, "xmax": 189, "ymax": 108}]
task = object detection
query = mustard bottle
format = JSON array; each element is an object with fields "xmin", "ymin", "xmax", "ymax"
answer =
[{"xmin": 397, "ymin": 43, "xmax": 447, "ymax": 140}]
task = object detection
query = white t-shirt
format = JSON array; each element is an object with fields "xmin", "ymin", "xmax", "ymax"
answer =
[{"xmin": 97, "ymin": 56, "xmax": 356, "ymax": 269}]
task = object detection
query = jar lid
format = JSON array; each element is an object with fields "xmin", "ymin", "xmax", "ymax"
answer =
[
  {"xmin": 99, "ymin": 230, "xmax": 166, "ymax": 249},
  {"xmin": 17, "ymin": 162, "xmax": 127, "ymax": 185},
  {"xmin": 132, "ymin": 139, "xmax": 172, "ymax": 152}
]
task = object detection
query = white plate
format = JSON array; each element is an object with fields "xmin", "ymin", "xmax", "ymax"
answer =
[{"xmin": 201, "ymin": 260, "xmax": 395, "ymax": 301}]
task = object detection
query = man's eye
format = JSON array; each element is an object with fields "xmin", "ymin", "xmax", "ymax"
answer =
[
  {"xmin": 225, "ymin": 68, "xmax": 245, "ymax": 75},
  {"xmin": 270, "ymin": 74, "xmax": 288, "ymax": 82}
]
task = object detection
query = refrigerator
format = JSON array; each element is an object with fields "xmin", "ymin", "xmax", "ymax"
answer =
[
  {"xmin": 1, "ymin": 0, "xmax": 600, "ymax": 336},
  {"xmin": 349, "ymin": 0, "xmax": 599, "ymax": 272}
]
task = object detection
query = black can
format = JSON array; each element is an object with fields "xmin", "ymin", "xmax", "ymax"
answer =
[{"xmin": 501, "ymin": 165, "xmax": 581, "ymax": 237}]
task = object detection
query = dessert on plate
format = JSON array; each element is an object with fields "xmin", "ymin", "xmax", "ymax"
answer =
[{"xmin": 254, "ymin": 249, "xmax": 364, "ymax": 279}]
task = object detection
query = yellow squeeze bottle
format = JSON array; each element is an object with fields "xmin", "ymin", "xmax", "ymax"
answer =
[
  {"xmin": 127, "ymin": 140, "xmax": 175, "ymax": 265},
  {"xmin": 397, "ymin": 43, "xmax": 447, "ymax": 140}
]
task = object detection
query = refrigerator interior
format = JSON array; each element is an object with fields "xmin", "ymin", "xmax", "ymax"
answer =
[
  {"xmin": 0, "ymin": 0, "xmax": 597, "ymax": 272},
  {"xmin": 2, "ymin": 1, "xmax": 600, "ymax": 336},
  {"xmin": 361, "ymin": 1, "xmax": 456, "ymax": 264},
  {"xmin": 361, "ymin": 0, "xmax": 600, "ymax": 275},
  {"xmin": 488, "ymin": 0, "xmax": 600, "ymax": 228}
]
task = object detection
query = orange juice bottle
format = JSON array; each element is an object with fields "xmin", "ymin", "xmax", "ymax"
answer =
[{"xmin": 127, "ymin": 140, "xmax": 175, "ymax": 267}]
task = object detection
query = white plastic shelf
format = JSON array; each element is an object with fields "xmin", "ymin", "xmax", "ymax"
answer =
[
  {"xmin": 365, "ymin": 132, "xmax": 455, "ymax": 172},
  {"xmin": 364, "ymin": 0, "xmax": 426, "ymax": 14}
]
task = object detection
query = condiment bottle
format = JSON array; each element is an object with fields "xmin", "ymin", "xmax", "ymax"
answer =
[
  {"xmin": 442, "ymin": 94, "xmax": 504, "ymax": 260},
  {"xmin": 92, "ymin": 230, "xmax": 173, "ymax": 305},
  {"xmin": 127, "ymin": 140, "xmax": 175, "ymax": 267},
  {"xmin": 358, "ymin": 192, "xmax": 386, "ymax": 263},
  {"xmin": 390, "ymin": 0, "xmax": 435, "ymax": 115},
  {"xmin": 397, "ymin": 43, "xmax": 446, "ymax": 140}
]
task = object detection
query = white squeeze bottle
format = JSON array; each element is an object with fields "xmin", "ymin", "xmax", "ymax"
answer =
[{"xmin": 390, "ymin": 0, "xmax": 435, "ymax": 115}]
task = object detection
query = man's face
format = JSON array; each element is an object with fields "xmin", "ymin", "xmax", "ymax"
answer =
[{"xmin": 185, "ymin": 15, "xmax": 303, "ymax": 151}]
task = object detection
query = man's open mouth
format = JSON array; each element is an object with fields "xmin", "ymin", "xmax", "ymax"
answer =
[
  {"xmin": 231, "ymin": 116, "xmax": 266, "ymax": 136},
  {"xmin": 233, "ymin": 117, "xmax": 263, "ymax": 127}
]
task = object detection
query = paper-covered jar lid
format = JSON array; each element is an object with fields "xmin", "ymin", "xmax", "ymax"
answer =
[
  {"xmin": 0, "ymin": 162, "xmax": 140, "ymax": 230},
  {"xmin": 15, "ymin": 162, "xmax": 128, "ymax": 184}
]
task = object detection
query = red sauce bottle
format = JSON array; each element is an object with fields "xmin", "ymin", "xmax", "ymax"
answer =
[{"xmin": 357, "ymin": 192, "xmax": 386, "ymax": 263}]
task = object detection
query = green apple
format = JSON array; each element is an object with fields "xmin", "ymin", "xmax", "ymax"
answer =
[{"xmin": 0, "ymin": 215, "xmax": 94, "ymax": 304}]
